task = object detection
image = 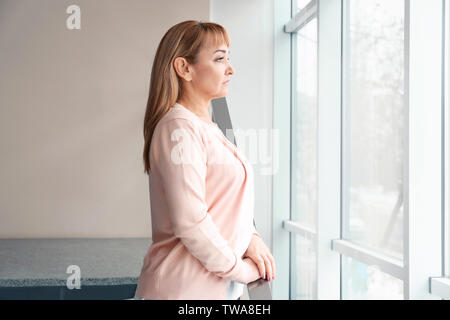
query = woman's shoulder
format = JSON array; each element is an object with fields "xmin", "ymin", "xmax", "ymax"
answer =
[
  {"xmin": 153, "ymin": 106, "xmax": 209, "ymax": 149},
  {"xmin": 155, "ymin": 104, "xmax": 215, "ymax": 140},
  {"xmin": 157, "ymin": 104, "xmax": 202, "ymax": 129}
]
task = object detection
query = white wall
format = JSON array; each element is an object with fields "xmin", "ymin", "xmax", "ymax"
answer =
[
  {"xmin": 0, "ymin": 0, "xmax": 210, "ymax": 238},
  {"xmin": 0, "ymin": 0, "xmax": 275, "ymax": 242},
  {"xmin": 210, "ymin": 0, "xmax": 275, "ymax": 249}
]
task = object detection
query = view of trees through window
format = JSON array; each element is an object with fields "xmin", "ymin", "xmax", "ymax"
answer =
[
  {"xmin": 291, "ymin": 15, "xmax": 318, "ymax": 300},
  {"xmin": 342, "ymin": 0, "xmax": 405, "ymax": 299},
  {"xmin": 290, "ymin": 0, "xmax": 407, "ymax": 299},
  {"xmin": 344, "ymin": 0, "xmax": 405, "ymax": 260},
  {"xmin": 288, "ymin": 0, "xmax": 450, "ymax": 300}
]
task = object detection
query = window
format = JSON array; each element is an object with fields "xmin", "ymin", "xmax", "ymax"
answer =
[
  {"xmin": 342, "ymin": 256, "xmax": 403, "ymax": 299},
  {"xmin": 277, "ymin": 0, "xmax": 444, "ymax": 300},
  {"xmin": 341, "ymin": 0, "xmax": 406, "ymax": 299},
  {"xmin": 289, "ymin": 0, "xmax": 318, "ymax": 300},
  {"xmin": 291, "ymin": 17, "xmax": 318, "ymax": 231},
  {"xmin": 291, "ymin": 233, "xmax": 317, "ymax": 299},
  {"xmin": 295, "ymin": 0, "xmax": 312, "ymax": 14},
  {"xmin": 342, "ymin": 0, "xmax": 405, "ymax": 261}
]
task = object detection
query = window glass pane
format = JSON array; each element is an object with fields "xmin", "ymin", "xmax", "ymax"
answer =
[
  {"xmin": 342, "ymin": 256, "xmax": 403, "ymax": 299},
  {"xmin": 295, "ymin": 0, "xmax": 312, "ymax": 13},
  {"xmin": 343, "ymin": 0, "xmax": 405, "ymax": 260},
  {"xmin": 291, "ymin": 233, "xmax": 317, "ymax": 299},
  {"xmin": 291, "ymin": 18, "xmax": 317, "ymax": 229}
]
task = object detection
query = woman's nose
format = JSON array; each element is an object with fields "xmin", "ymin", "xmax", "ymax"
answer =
[{"xmin": 227, "ymin": 62, "xmax": 235, "ymax": 75}]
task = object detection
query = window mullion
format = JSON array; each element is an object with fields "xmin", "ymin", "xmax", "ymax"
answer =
[
  {"xmin": 316, "ymin": 0, "xmax": 342, "ymax": 300},
  {"xmin": 272, "ymin": 0, "xmax": 293, "ymax": 300},
  {"xmin": 407, "ymin": 0, "xmax": 443, "ymax": 300}
]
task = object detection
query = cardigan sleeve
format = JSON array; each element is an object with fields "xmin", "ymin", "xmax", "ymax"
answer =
[{"xmin": 152, "ymin": 118, "xmax": 261, "ymax": 284}]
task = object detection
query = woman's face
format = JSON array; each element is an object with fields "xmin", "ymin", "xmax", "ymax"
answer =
[{"xmin": 181, "ymin": 38, "xmax": 235, "ymax": 100}]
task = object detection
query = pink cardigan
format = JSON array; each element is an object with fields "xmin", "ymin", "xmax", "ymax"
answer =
[{"xmin": 135, "ymin": 103, "xmax": 261, "ymax": 300}]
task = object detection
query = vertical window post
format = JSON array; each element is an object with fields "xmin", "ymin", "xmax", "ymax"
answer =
[
  {"xmin": 273, "ymin": 0, "xmax": 292, "ymax": 300},
  {"xmin": 316, "ymin": 0, "xmax": 342, "ymax": 300},
  {"xmin": 407, "ymin": 0, "xmax": 443, "ymax": 299}
]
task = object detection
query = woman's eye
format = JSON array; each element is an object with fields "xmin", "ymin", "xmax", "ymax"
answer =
[{"xmin": 216, "ymin": 57, "xmax": 230, "ymax": 62}]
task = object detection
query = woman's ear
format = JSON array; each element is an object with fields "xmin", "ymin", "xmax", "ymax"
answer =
[{"xmin": 173, "ymin": 57, "xmax": 192, "ymax": 81}]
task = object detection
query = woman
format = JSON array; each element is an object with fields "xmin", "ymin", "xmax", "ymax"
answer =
[{"xmin": 134, "ymin": 20, "xmax": 276, "ymax": 300}]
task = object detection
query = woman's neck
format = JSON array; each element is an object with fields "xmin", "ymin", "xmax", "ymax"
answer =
[{"xmin": 177, "ymin": 97, "xmax": 212, "ymax": 123}]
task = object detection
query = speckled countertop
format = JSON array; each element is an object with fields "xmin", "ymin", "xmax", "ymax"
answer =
[{"xmin": 0, "ymin": 238, "xmax": 152, "ymax": 288}]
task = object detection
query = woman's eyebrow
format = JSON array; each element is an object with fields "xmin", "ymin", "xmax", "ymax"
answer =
[{"xmin": 213, "ymin": 49, "xmax": 230, "ymax": 54}]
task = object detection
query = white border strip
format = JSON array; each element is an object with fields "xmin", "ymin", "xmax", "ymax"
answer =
[
  {"xmin": 331, "ymin": 239, "xmax": 405, "ymax": 280},
  {"xmin": 284, "ymin": 0, "xmax": 317, "ymax": 33}
]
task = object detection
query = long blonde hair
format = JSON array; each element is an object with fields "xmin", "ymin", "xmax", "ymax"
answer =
[{"xmin": 142, "ymin": 20, "xmax": 230, "ymax": 174}]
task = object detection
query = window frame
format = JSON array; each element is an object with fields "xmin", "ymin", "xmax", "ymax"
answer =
[
  {"xmin": 430, "ymin": 0, "xmax": 450, "ymax": 300},
  {"xmin": 276, "ymin": 0, "xmax": 445, "ymax": 300},
  {"xmin": 289, "ymin": 1, "xmax": 319, "ymax": 300},
  {"xmin": 404, "ymin": 0, "xmax": 443, "ymax": 299},
  {"xmin": 272, "ymin": 0, "xmax": 294, "ymax": 300},
  {"xmin": 279, "ymin": 0, "xmax": 342, "ymax": 300}
]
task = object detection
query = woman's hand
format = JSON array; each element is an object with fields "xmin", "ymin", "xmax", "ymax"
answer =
[
  {"xmin": 242, "ymin": 233, "xmax": 276, "ymax": 281},
  {"xmin": 242, "ymin": 257, "xmax": 262, "ymax": 283}
]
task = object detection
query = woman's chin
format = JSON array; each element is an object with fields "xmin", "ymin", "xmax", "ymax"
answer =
[{"xmin": 214, "ymin": 91, "xmax": 229, "ymax": 99}]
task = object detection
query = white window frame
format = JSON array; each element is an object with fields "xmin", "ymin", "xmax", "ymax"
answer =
[
  {"xmin": 404, "ymin": 0, "xmax": 442, "ymax": 300},
  {"xmin": 275, "ymin": 0, "xmax": 341, "ymax": 300},
  {"xmin": 275, "ymin": 0, "xmax": 445, "ymax": 300},
  {"xmin": 272, "ymin": 0, "xmax": 293, "ymax": 300},
  {"xmin": 430, "ymin": 0, "xmax": 450, "ymax": 300}
]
